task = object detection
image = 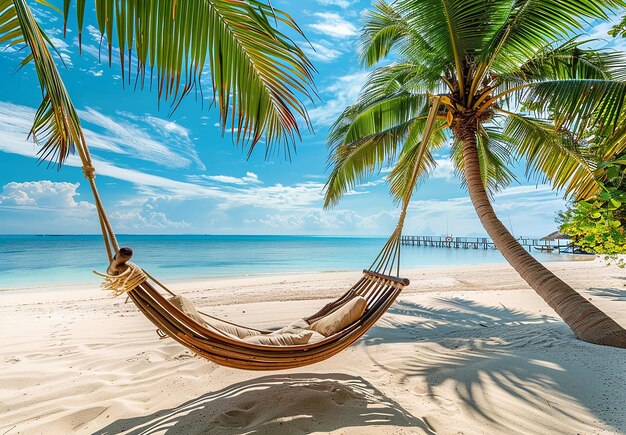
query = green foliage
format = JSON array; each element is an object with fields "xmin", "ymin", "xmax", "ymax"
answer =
[
  {"xmin": 559, "ymin": 157, "xmax": 626, "ymax": 267},
  {"xmin": 60, "ymin": 0, "xmax": 317, "ymax": 156}
]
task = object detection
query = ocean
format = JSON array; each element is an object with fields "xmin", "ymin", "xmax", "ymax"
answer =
[{"xmin": 0, "ymin": 234, "xmax": 578, "ymax": 290}]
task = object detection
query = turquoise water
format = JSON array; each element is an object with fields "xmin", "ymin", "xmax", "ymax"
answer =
[{"xmin": 0, "ymin": 234, "xmax": 574, "ymax": 290}]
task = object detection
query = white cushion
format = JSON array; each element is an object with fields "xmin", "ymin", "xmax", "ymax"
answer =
[
  {"xmin": 169, "ymin": 295, "xmax": 261, "ymax": 338},
  {"xmin": 270, "ymin": 318, "xmax": 309, "ymax": 335},
  {"xmin": 243, "ymin": 330, "xmax": 313, "ymax": 346},
  {"xmin": 307, "ymin": 296, "xmax": 367, "ymax": 336}
]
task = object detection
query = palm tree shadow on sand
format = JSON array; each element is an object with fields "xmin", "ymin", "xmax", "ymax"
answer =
[
  {"xmin": 362, "ymin": 297, "xmax": 557, "ymax": 347},
  {"xmin": 586, "ymin": 287, "xmax": 626, "ymax": 301},
  {"xmin": 360, "ymin": 298, "xmax": 625, "ymax": 433},
  {"xmin": 93, "ymin": 373, "xmax": 434, "ymax": 435}
]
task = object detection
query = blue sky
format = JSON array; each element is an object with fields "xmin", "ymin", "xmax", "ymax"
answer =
[{"xmin": 0, "ymin": 1, "xmax": 623, "ymax": 237}]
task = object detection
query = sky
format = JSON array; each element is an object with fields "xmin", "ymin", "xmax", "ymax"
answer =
[{"xmin": 0, "ymin": 1, "xmax": 623, "ymax": 237}]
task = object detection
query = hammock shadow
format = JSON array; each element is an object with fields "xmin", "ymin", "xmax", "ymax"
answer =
[
  {"xmin": 586, "ymin": 287, "xmax": 626, "ymax": 301},
  {"xmin": 93, "ymin": 373, "xmax": 433, "ymax": 435},
  {"xmin": 361, "ymin": 298, "xmax": 625, "ymax": 432}
]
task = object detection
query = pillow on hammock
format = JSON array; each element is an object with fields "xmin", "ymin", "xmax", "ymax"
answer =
[
  {"xmin": 270, "ymin": 318, "xmax": 309, "ymax": 335},
  {"xmin": 307, "ymin": 296, "xmax": 367, "ymax": 337},
  {"xmin": 168, "ymin": 295, "xmax": 207, "ymax": 325},
  {"xmin": 169, "ymin": 295, "xmax": 261, "ymax": 339},
  {"xmin": 307, "ymin": 331, "xmax": 327, "ymax": 344},
  {"xmin": 243, "ymin": 330, "xmax": 313, "ymax": 346},
  {"xmin": 204, "ymin": 317, "xmax": 262, "ymax": 339}
]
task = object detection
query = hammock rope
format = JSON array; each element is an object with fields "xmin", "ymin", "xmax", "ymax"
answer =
[{"xmin": 93, "ymin": 262, "xmax": 148, "ymax": 297}]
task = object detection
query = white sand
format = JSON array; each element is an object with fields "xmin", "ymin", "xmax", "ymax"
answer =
[{"xmin": 1, "ymin": 259, "xmax": 625, "ymax": 434}]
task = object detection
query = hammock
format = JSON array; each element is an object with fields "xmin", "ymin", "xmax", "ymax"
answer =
[{"xmin": 70, "ymin": 128, "xmax": 416, "ymax": 370}]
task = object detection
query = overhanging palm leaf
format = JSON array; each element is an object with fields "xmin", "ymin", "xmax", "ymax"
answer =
[
  {"xmin": 62, "ymin": 0, "xmax": 316, "ymax": 157},
  {"xmin": 4, "ymin": 0, "xmax": 317, "ymax": 165},
  {"xmin": 2, "ymin": 0, "xmax": 82, "ymax": 165}
]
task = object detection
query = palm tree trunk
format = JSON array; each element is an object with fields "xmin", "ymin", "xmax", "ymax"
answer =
[{"xmin": 459, "ymin": 129, "xmax": 626, "ymax": 348}]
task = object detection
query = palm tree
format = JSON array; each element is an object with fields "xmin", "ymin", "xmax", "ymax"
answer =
[
  {"xmin": 325, "ymin": 0, "xmax": 626, "ymax": 348},
  {"xmin": 1, "ymin": 0, "xmax": 316, "ymax": 166}
]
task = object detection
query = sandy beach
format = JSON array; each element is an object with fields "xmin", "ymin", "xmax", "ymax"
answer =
[{"xmin": 1, "ymin": 259, "xmax": 625, "ymax": 434}]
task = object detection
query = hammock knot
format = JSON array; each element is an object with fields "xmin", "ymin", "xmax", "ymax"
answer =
[
  {"xmin": 94, "ymin": 262, "xmax": 147, "ymax": 297},
  {"xmin": 82, "ymin": 165, "xmax": 96, "ymax": 179}
]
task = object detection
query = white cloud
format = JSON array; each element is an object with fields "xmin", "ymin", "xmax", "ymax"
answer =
[
  {"xmin": 111, "ymin": 198, "xmax": 190, "ymax": 230},
  {"xmin": 308, "ymin": 13, "xmax": 358, "ymax": 39},
  {"xmin": 0, "ymin": 102, "xmax": 203, "ymax": 170},
  {"xmin": 358, "ymin": 178, "xmax": 386, "ymax": 188},
  {"xmin": 85, "ymin": 25, "xmax": 102, "ymax": 43},
  {"xmin": 301, "ymin": 41, "xmax": 342, "ymax": 62},
  {"xmin": 194, "ymin": 171, "xmax": 262, "ymax": 185},
  {"xmin": 79, "ymin": 107, "xmax": 204, "ymax": 169},
  {"xmin": 0, "ymin": 180, "xmax": 94, "ymax": 213},
  {"xmin": 431, "ymin": 158, "xmax": 456, "ymax": 180},
  {"xmin": 47, "ymin": 36, "xmax": 73, "ymax": 67},
  {"xmin": 316, "ymin": 0, "xmax": 356, "ymax": 8},
  {"xmin": 88, "ymin": 69, "xmax": 103, "ymax": 77},
  {"xmin": 582, "ymin": 15, "xmax": 626, "ymax": 51},
  {"xmin": 308, "ymin": 71, "xmax": 369, "ymax": 126},
  {"xmin": 48, "ymin": 37, "xmax": 69, "ymax": 52},
  {"xmin": 232, "ymin": 182, "xmax": 325, "ymax": 210},
  {"xmin": 255, "ymin": 208, "xmax": 397, "ymax": 233}
]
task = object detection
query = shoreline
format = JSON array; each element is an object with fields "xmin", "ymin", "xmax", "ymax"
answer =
[{"xmin": 0, "ymin": 254, "xmax": 597, "ymax": 294}]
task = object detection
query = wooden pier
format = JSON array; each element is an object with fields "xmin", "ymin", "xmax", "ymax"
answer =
[{"xmin": 400, "ymin": 235, "xmax": 571, "ymax": 253}]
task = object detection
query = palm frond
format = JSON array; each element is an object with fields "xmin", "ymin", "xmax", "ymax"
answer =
[
  {"xmin": 511, "ymin": 38, "xmax": 626, "ymax": 82},
  {"xmin": 593, "ymin": 118, "xmax": 626, "ymax": 161},
  {"xmin": 62, "ymin": 0, "xmax": 316, "ymax": 155},
  {"xmin": 486, "ymin": 0, "xmax": 626, "ymax": 76},
  {"xmin": 359, "ymin": 62, "xmax": 445, "ymax": 101},
  {"xmin": 324, "ymin": 118, "xmax": 423, "ymax": 209},
  {"xmin": 4, "ymin": 0, "xmax": 82, "ymax": 166},
  {"xmin": 387, "ymin": 96, "xmax": 447, "ymax": 203},
  {"xmin": 523, "ymin": 79, "xmax": 626, "ymax": 140},
  {"xmin": 359, "ymin": 0, "xmax": 432, "ymax": 67},
  {"xmin": 396, "ymin": 0, "xmax": 496, "ymax": 95},
  {"xmin": 342, "ymin": 92, "xmax": 430, "ymax": 146},
  {"xmin": 503, "ymin": 114, "xmax": 598, "ymax": 199},
  {"xmin": 386, "ymin": 120, "xmax": 447, "ymax": 203},
  {"xmin": 324, "ymin": 94, "xmax": 448, "ymax": 208}
]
